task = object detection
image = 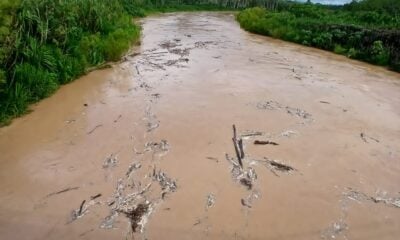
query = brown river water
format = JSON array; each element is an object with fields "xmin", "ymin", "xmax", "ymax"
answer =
[{"xmin": 0, "ymin": 12, "xmax": 400, "ymax": 240}]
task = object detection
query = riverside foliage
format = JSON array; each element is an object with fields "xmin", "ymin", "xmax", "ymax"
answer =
[
  {"xmin": 236, "ymin": 0, "xmax": 400, "ymax": 72},
  {"xmin": 0, "ymin": 0, "xmax": 143, "ymax": 125}
]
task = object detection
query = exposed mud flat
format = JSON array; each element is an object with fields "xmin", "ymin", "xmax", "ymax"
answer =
[{"xmin": 1, "ymin": 12, "xmax": 400, "ymax": 240}]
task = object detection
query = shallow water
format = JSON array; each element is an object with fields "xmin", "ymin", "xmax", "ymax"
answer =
[{"xmin": 0, "ymin": 12, "xmax": 399, "ymax": 240}]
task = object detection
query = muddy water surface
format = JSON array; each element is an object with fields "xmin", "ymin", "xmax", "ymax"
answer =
[{"xmin": 1, "ymin": 12, "xmax": 400, "ymax": 240}]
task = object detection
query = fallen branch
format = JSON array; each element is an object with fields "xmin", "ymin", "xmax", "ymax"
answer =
[
  {"xmin": 238, "ymin": 139, "xmax": 245, "ymax": 159},
  {"xmin": 90, "ymin": 194, "xmax": 102, "ymax": 200},
  {"xmin": 113, "ymin": 114, "xmax": 122, "ymax": 123},
  {"xmin": 46, "ymin": 187, "xmax": 79, "ymax": 198},
  {"xmin": 232, "ymin": 124, "xmax": 243, "ymax": 168},
  {"xmin": 254, "ymin": 140, "xmax": 279, "ymax": 146},
  {"xmin": 87, "ymin": 124, "xmax": 103, "ymax": 134}
]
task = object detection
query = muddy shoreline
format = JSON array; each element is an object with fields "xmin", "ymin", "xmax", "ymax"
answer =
[{"xmin": 0, "ymin": 12, "xmax": 399, "ymax": 240}]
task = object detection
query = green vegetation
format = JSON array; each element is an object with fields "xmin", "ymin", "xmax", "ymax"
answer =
[
  {"xmin": 237, "ymin": 0, "xmax": 400, "ymax": 72},
  {"xmin": 0, "ymin": 0, "xmax": 142, "ymax": 125}
]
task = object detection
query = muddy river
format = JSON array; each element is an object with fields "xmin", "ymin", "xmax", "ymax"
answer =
[{"xmin": 1, "ymin": 12, "xmax": 400, "ymax": 240}]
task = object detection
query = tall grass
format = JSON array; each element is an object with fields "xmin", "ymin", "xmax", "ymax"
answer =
[{"xmin": 0, "ymin": 0, "xmax": 141, "ymax": 125}]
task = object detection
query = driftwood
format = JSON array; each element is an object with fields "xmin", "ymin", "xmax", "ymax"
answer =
[
  {"xmin": 240, "ymin": 178, "xmax": 252, "ymax": 190},
  {"xmin": 241, "ymin": 198, "xmax": 252, "ymax": 208},
  {"xmin": 238, "ymin": 139, "xmax": 245, "ymax": 159},
  {"xmin": 78, "ymin": 200, "xmax": 86, "ymax": 216},
  {"xmin": 254, "ymin": 140, "xmax": 279, "ymax": 145},
  {"xmin": 113, "ymin": 114, "xmax": 122, "ymax": 123},
  {"xmin": 232, "ymin": 125, "xmax": 243, "ymax": 168},
  {"xmin": 118, "ymin": 202, "xmax": 150, "ymax": 232},
  {"xmin": 90, "ymin": 194, "xmax": 102, "ymax": 200},
  {"xmin": 46, "ymin": 187, "xmax": 79, "ymax": 198},
  {"xmin": 87, "ymin": 124, "xmax": 103, "ymax": 134},
  {"xmin": 360, "ymin": 132, "xmax": 380, "ymax": 143}
]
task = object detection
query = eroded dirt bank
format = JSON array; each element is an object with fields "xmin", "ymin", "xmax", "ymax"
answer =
[{"xmin": 0, "ymin": 12, "xmax": 400, "ymax": 240}]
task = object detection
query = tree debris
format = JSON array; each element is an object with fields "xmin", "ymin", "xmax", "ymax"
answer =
[
  {"xmin": 232, "ymin": 124, "xmax": 243, "ymax": 168},
  {"xmin": 206, "ymin": 156, "xmax": 219, "ymax": 162},
  {"xmin": 78, "ymin": 200, "xmax": 86, "ymax": 216},
  {"xmin": 144, "ymin": 140, "xmax": 170, "ymax": 153},
  {"xmin": 87, "ymin": 124, "xmax": 103, "ymax": 134},
  {"xmin": 240, "ymin": 130, "xmax": 264, "ymax": 138},
  {"xmin": 321, "ymin": 220, "xmax": 348, "ymax": 240},
  {"xmin": 206, "ymin": 194, "xmax": 216, "ymax": 209},
  {"xmin": 113, "ymin": 114, "xmax": 122, "ymax": 123},
  {"xmin": 103, "ymin": 154, "xmax": 118, "ymax": 169},
  {"xmin": 118, "ymin": 202, "xmax": 150, "ymax": 232},
  {"xmin": 240, "ymin": 178, "xmax": 252, "ymax": 190},
  {"xmin": 90, "ymin": 194, "xmax": 102, "ymax": 200},
  {"xmin": 255, "ymin": 100, "xmax": 313, "ymax": 121},
  {"xmin": 254, "ymin": 158, "xmax": 296, "ymax": 176},
  {"xmin": 46, "ymin": 187, "xmax": 79, "ymax": 198},
  {"xmin": 153, "ymin": 168, "xmax": 177, "ymax": 192},
  {"xmin": 254, "ymin": 140, "xmax": 279, "ymax": 145},
  {"xmin": 126, "ymin": 163, "xmax": 142, "ymax": 177},
  {"xmin": 69, "ymin": 200, "xmax": 87, "ymax": 223},
  {"xmin": 241, "ymin": 198, "xmax": 252, "ymax": 208},
  {"xmin": 360, "ymin": 132, "xmax": 380, "ymax": 143},
  {"xmin": 344, "ymin": 188, "xmax": 400, "ymax": 208}
]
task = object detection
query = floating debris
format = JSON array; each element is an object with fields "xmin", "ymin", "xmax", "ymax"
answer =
[
  {"xmin": 159, "ymin": 41, "xmax": 179, "ymax": 49},
  {"xmin": 117, "ymin": 201, "xmax": 150, "ymax": 233},
  {"xmin": 285, "ymin": 106, "xmax": 312, "ymax": 120},
  {"xmin": 193, "ymin": 219, "xmax": 201, "ymax": 226},
  {"xmin": 100, "ymin": 211, "xmax": 118, "ymax": 229},
  {"xmin": 169, "ymin": 48, "xmax": 190, "ymax": 56},
  {"xmin": 153, "ymin": 169, "xmax": 177, "ymax": 193},
  {"xmin": 280, "ymin": 130, "xmax": 298, "ymax": 138},
  {"xmin": 240, "ymin": 177, "xmax": 252, "ymax": 190},
  {"xmin": 241, "ymin": 198, "xmax": 252, "ymax": 208},
  {"xmin": 255, "ymin": 100, "xmax": 313, "ymax": 121},
  {"xmin": 103, "ymin": 154, "xmax": 118, "ymax": 169},
  {"xmin": 206, "ymin": 156, "xmax": 219, "ymax": 163},
  {"xmin": 232, "ymin": 124, "xmax": 243, "ymax": 168},
  {"xmin": 344, "ymin": 188, "xmax": 400, "ymax": 208},
  {"xmin": 240, "ymin": 130, "xmax": 264, "ymax": 138},
  {"xmin": 144, "ymin": 140, "xmax": 170, "ymax": 153},
  {"xmin": 46, "ymin": 187, "xmax": 79, "ymax": 198},
  {"xmin": 87, "ymin": 124, "xmax": 103, "ymax": 135},
  {"xmin": 206, "ymin": 194, "xmax": 216, "ymax": 209},
  {"xmin": 113, "ymin": 114, "xmax": 122, "ymax": 123},
  {"xmin": 254, "ymin": 140, "xmax": 279, "ymax": 146},
  {"xmin": 255, "ymin": 158, "xmax": 296, "ymax": 176},
  {"xmin": 126, "ymin": 163, "xmax": 142, "ymax": 177},
  {"xmin": 360, "ymin": 132, "xmax": 380, "ymax": 143},
  {"xmin": 90, "ymin": 193, "xmax": 102, "ymax": 200},
  {"xmin": 321, "ymin": 220, "xmax": 348, "ymax": 240},
  {"xmin": 69, "ymin": 200, "xmax": 87, "ymax": 223},
  {"xmin": 256, "ymin": 100, "xmax": 282, "ymax": 110}
]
